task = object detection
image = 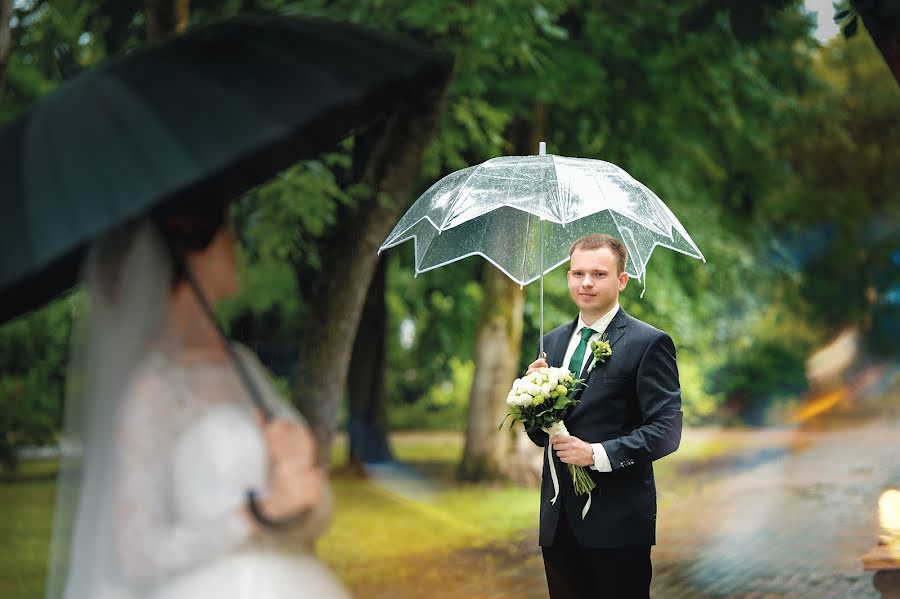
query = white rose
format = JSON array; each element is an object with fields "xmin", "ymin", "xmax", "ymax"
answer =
[
  {"xmin": 541, "ymin": 382, "xmax": 553, "ymax": 396},
  {"xmin": 512, "ymin": 378, "xmax": 522, "ymax": 391},
  {"xmin": 526, "ymin": 383, "xmax": 542, "ymax": 397}
]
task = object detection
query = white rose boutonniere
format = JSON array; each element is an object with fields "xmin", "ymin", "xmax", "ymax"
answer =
[{"xmin": 586, "ymin": 335, "xmax": 612, "ymax": 373}]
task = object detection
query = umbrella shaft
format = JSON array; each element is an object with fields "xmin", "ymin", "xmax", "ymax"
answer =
[
  {"xmin": 540, "ymin": 217, "xmax": 545, "ymax": 358},
  {"xmin": 180, "ymin": 254, "xmax": 273, "ymax": 421}
]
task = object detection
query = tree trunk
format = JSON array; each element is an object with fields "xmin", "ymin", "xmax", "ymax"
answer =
[
  {"xmin": 457, "ymin": 265, "xmax": 524, "ymax": 481},
  {"xmin": 457, "ymin": 104, "xmax": 549, "ymax": 484},
  {"xmin": 0, "ymin": 0, "xmax": 13, "ymax": 111},
  {"xmin": 293, "ymin": 83, "xmax": 449, "ymax": 467},
  {"xmin": 346, "ymin": 254, "xmax": 393, "ymax": 468},
  {"xmin": 147, "ymin": 0, "xmax": 189, "ymax": 42}
]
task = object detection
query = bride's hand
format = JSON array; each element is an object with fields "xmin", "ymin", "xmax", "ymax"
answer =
[
  {"xmin": 258, "ymin": 417, "xmax": 325, "ymax": 520},
  {"xmin": 261, "ymin": 417, "xmax": 315, "ymax": 466}
]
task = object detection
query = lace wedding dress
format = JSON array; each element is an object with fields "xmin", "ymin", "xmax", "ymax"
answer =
[
  {"xmin": 107, "ymin": 344, "xmax": 349, "ymax": 599},
  {"xmin": 46, "ymin": 223, "xmax": 350, "ymax": 599}
]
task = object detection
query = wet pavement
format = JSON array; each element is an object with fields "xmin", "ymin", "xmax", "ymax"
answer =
[
  {"xmin": 356, "ymin": 417, "xmax": 900, "ymax": 598},
  {"xmin": 651, "ymin": 422, "xmax": 899, "ymax": 598}
]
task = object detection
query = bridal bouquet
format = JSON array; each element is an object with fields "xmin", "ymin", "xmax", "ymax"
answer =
[{"xmin": 500, "ymin": 367, "xmax": 595, "ymax": 496}]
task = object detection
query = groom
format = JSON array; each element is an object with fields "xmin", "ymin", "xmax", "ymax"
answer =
[{"xmin": 525, "ymin": 233, "xmax": 683, "ymax": 599}]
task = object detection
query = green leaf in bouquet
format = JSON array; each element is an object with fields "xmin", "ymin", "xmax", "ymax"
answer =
[{"xmin": 552, "ymin": 397, "xmax": 570, "ymax": 409}]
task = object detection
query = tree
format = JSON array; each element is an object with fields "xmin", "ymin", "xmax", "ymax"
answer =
[
  {"xmin": 774, "ymin": 31, "xmax": 900, "ymax": 333},
  {"xmin": 5, "ymin": 0, "xmax": 896, "ymax": 472},
  {"xmin": 0, "ymin": 0, "xmax": 12, "ymax": 110},
  {"xmin": 457, "ymin": 110, "xmax": 545, "ymax": 483},
  {"xmin": 457, "ymin": 265, "xmax": 524, "ymax": 481},
  {"xmin": 346, "ymin": 255, "xmax": 393, "ymax": 467},
  {"xmin": 292, "ymin": 85, "xmax": 451, "ymax": 465}
]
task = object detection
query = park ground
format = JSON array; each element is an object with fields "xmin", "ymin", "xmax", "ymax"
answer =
[{"xmin": 2, "ymin": 366, "xmax": 898, "ymax": 599}]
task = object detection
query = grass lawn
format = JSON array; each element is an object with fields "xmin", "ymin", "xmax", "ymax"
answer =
[
  {"xmin": 0, "ymin": 427, "xmax": 789, "ymax": 597},
  {"xmin": 0, "ymin": 460, "xmax": 58, "ymax": 599}
]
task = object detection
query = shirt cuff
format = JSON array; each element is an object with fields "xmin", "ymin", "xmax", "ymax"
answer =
[{"xmin": 589, "ymin": 442, "xmax": 612, "ymax": 472}]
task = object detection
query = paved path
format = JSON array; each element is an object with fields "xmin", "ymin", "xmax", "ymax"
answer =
[
  {"xmin": 358, "ymin": 419, "xmax": 900, "ymax": 598},
  {"xmin": 651, "ymin": 421, "xmax": 899, "ymax": 598}
]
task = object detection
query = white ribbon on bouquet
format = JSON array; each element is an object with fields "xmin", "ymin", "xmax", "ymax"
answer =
[{"xmin": 544, "ymin": 421, "xmax": 592, "ymax": 519}]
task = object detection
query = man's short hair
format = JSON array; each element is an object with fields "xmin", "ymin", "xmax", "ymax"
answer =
[{"xmin": 569, "ymin": 234, "xmax": 628, "ymax": 274}]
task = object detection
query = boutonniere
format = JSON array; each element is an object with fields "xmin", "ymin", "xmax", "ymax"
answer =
[{"xmin": 587, "ymin": 335, "xmax": 612, "ymax": 373}]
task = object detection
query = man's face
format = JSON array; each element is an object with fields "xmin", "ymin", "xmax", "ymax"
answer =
[{"xmin": 567, "ymin": 247, "xmax": 628, "ymax": 321}]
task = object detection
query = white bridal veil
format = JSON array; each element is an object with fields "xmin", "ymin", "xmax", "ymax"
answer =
[
  {"xmin": 45, "ymin": 218, "xmax": 344, "ymax": 599},
  {"xmin": 46, "ymin": 221, "xmax": 175, "ymax": 599}
]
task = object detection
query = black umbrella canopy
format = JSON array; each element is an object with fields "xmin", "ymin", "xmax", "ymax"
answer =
[{"xmin": 0, "ymin": 15, "xmax": 452, "ymax": 323}]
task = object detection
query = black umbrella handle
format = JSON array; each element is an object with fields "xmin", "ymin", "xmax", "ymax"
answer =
[
  {"xmin": 181, "ymin": 255, "xmax": 310, "ymax": 529},
  {"xmin": 180, "ymin": 260, "xmax": 274, "ymax": 422}
]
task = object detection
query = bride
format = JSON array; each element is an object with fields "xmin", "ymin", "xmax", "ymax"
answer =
[{"xmin": 45, "ymin": 198, "xmax": 350, "ymax": 599}]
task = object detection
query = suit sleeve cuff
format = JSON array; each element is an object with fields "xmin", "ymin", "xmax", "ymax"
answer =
[{"xmin": 589, "ymin": 442, "xmax": 612, "ymax": 472}]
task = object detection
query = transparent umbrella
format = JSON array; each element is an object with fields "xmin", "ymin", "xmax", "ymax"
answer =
[{"xmin": 380, "ymin": 142, "xmax": 705, "ymax": 353}]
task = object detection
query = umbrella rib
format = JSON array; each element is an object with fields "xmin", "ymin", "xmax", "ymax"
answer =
[
  {"xmin": 550, "ymin": 155, "xmax": 563, "ymax": 223},
  {"xmin": 520, "ymin": 212, "xmax": 533, "ymax": 282},
  {"xmin": 437, "ymin": 166, "xmax": 481, "ymax": 231},
  {"xmin": 412, "ymin": 248, "xmax": 572, "ymax": 287}
]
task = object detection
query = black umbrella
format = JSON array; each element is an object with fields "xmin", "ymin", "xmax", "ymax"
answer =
[{"xmin": 0, "ymin": 15, "xmax": 452, "ymax": 323}]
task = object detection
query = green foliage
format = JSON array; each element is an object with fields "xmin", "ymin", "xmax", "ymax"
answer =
[
  {"xmin": 707, "ymin": 340, "xmax": 809, "ymax": 426},
  {"xmin": 381, "ymin": 242, "xmax": 484, "ymax": 422},
  {"xmin": 773, "ymin": 33, "xmax": 900, "ymax": 328},
  {"xmin": 2, "ymin": 0, "xmax": 124, "ymax": 123},
  {"xmin": 0, "ymin": 297, "xmax": 77, "ymax": 470},
  {"xmin": 387, "ymin": 356, "xmax": 474, "ymax": 431},
  {"xmin": 705, "ymin": 306, "xmax": 819, "ymax": 425},
  {"xmin": 3, "ymin": 0, "xmax": 897, "ymax": 455},
  {"xmin": 224, "ymin": 153, "xmax": 366, "ymax": 342}
]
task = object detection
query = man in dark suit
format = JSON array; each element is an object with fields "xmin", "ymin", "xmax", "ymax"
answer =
[{"xmin": 526, "ymin": 233, "xmax": 683, "ymax": 599}]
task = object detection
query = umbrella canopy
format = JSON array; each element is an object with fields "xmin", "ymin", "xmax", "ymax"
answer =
[
  {"xmin": 0, "ymin": 15, "xmax": 451, "ymax": 323},
  {"xmin": 380, "ymin": 152, "xmax": 704, "ymax": 286}
]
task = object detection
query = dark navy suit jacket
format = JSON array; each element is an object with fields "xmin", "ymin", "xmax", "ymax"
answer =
[{"xmin": 527, "ymin": 307, "xmax": 683, "ymax": 548}]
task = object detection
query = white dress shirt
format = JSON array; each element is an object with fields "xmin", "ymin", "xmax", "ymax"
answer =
[{"xmin": 559, "ymin": 303, "xmax": 620, "ymax": 473}]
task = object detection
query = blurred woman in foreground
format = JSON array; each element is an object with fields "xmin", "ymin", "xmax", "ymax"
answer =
[{"xmin": 46, "ymin": 198, "xmax": 350, "ymax": 599}]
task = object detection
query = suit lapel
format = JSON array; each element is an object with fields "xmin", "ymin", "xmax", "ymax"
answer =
[
  {"xmin": 577, "ymin": 307, "xmax": 629, "ymax": 380},
  {"xmin": 547, "ymin": 319, "xmax": 578, "ymax": 368},
  {"xmin": 605, "ymin": 307, "xmax": 629, "ymax": 350}
]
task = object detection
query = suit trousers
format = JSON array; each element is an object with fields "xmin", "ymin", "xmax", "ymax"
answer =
[{"xmin": 541, "ymin": 503, "xmax": 652, "ymax": 599}]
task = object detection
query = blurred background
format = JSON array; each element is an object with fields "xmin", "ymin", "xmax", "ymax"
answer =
[{"xmin": 1, "ymin": 0, "xmax": 898, "ymax": 597}]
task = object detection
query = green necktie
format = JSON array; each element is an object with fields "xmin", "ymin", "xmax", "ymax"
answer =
[{"xmin": 567, "ymin": 327, "xmax": 595, "ymax": 376}]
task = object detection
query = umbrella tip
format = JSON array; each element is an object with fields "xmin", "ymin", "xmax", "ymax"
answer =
[{"xmin": 538, "ymin": 141, "xmax": 546, "ymax": 156}]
